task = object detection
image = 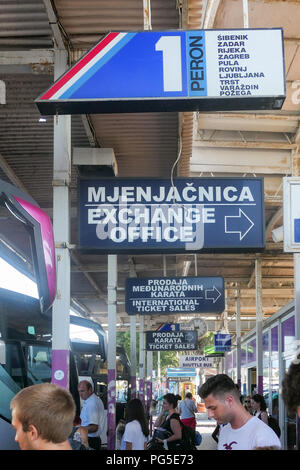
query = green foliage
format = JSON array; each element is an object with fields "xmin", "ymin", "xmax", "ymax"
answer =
[
  {"xmin": 197, "ymin": 331, "xmax": 215, "ymax": 354},
  {"xmin": 153, "ymin": 350, "xmax": 179, "ymax": 377}
]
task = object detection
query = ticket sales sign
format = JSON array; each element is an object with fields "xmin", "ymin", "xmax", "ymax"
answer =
[
  {"xmin": 78, "ymin": 177, "xmax": 265, "ymax": 252},
  {"xmin": 36, "ymin": 29, "xmax": 285, "ymax": 115},
  {"xmin": 145, "ymin": 330, "xmax": 198, "ymax": 351},
  {"xmin": 125, "ymin": 276, "xmax": 224, "ymax": 315}
]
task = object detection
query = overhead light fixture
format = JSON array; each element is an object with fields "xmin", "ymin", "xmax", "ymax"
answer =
[
  {"xmin": 182, "ymin": 260, "xmax": 191, "ymax": 276},
  {"xmin": 271, "ymin": 225, "xmax": 283, "ymax": 243}
]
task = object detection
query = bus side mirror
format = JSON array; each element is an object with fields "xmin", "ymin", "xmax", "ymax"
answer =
[{"xmin": 0, "ymin": 340, "xmax": 6, "ymax": 364}]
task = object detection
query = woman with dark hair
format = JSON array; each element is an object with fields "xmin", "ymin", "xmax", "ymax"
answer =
[
  {"xmin": 251, "ymin": 394, "xmax": 268, "ymax": 425},
  {"xmin": 122, "ymin": 398, "xmax": 149, "ymax": 450},
  {"xmin": 154, "ymin": 393, "xmax": 183, "ymax": 450},
  {"xmin": 244, "ymin": 395, "xmax": 254, "ymax": 415}
]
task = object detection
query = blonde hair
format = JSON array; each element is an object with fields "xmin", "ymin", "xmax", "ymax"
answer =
[{"xmin": 11, "ymin": 383, "xmax": 75, "ymax": 443}]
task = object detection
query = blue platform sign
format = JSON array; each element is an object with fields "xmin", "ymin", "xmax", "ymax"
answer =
[
  {"xmin": 125, "ymin": 276, "xmax": 224, "ymax": 315},
  {"xmin": 157, "ymin": 323, "xmax": 180, "ymax": 332},
  {"xmin": 78, "ymin": 177, "xmax": 265, "ymax": 253},
  {"xmin": 214, "ymin": 333, "xmax": 232, "ymax": 352},
  {"xmin": 36, "ymin": 29, "xmax": 285, "ymax": 115}
]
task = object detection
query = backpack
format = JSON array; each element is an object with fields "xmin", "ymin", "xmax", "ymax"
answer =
[
  {"xmin": 268, "ymin": 415, "xmax": 281, "ymax": 438},
  {"xmin": 180, "ymin": 422, "xmax": 198, "ymax": 450}
]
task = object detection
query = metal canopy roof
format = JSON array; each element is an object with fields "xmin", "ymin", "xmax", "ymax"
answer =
[{"xmin": 0, "ymin": 0, "xmax": 300, "ymax": 336}]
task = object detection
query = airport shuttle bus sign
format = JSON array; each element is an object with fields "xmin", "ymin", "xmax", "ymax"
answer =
[
  {"xmin": 146, "ymin": 330, "xmax": 198, "ymax": 351},
  {"xmin": 179, "ymin": 355, "xmax": 214, "ymax": 369},
  {"xmin": 125, "ymin": 276, "xmax": 225, "ymax": 315},
  {"xmin": 78, "ymin": 177, "xmax": 265, "ymax": 253}
]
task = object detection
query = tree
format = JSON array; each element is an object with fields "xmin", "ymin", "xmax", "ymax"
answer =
[{"xmin": 197, "ymin": 331, "xmax": 215, "ymax": 354}]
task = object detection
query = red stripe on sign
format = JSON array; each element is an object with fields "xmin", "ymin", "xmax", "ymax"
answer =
[{"xmin": 40, "ymin": 32, "xmax": 120, "ymax": 100}]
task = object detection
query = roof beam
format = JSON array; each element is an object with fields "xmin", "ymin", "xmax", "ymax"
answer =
[
  {"xmin": 196, "ymin": 113, "xmax": 299, "ymax": 133},
  {"xmin": 194, "ymin": 140, "xmax": 295, "ymax": 150},
  {"xmin": 0, "ymin": 50, "xmax": 53, "ymax": 66},
  {"xmin": 190, "ymin": 147, "xmax": 291, "ymax": 174},
  {"xmin": 226, "ymin": 288, "xmax": 293, "ymax": 298},
  {"xmin": 43, "ymin": 0, "xmax": 66, "ymax": 50},
  {"xmin": 0, "ymin": 152, "xmax": 29, "ymax": 194}
]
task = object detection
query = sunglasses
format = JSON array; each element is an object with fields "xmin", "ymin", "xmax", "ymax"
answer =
[{"xmin": 245, "ymin": 400, "xmax": 251, "ymax": 403}]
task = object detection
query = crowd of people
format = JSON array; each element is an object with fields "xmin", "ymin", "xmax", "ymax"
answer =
[{"xmin": 8, "ymin": 355, "xmax": 300, "ymax": 451}]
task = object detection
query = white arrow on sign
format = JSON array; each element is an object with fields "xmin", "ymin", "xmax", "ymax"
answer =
[
  {"xmin": 205, "ymin": 286, "xmax": 221, "ymax": 303},
  {"xmin": 225, "ymin": 209, "xmax": 254, "ymax": 240}
]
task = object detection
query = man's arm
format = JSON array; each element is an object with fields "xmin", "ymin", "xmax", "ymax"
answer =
[{"xmin": 81, "ymin": 424, "xmax": 99, "ymax": 434}]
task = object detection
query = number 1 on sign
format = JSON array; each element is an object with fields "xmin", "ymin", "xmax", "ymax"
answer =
[{"xmin": 155, "ymin": 36, "xmax": 182, "ymax": 92}]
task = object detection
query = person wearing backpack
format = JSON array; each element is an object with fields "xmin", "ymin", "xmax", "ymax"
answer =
[
  {"xmin": 154, "ymin": 393, "xmax": 184, "ymax": 450},
  {"xmin": 179, "ymin": 392, "xmax": 197, "ymax": 430},
  {"xmin": 251, "ymin": 394, "xmax": 281, "ymax": 438}
]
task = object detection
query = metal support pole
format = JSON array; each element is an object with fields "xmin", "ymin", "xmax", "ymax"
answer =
[
  {"xmin": 243, "ymin": 0, "xmax": 249, "ymax": 28},
  {"xmin": 139, "ymin": 315, "xmax": 145, "ymax": 405},
  {"xmin": 157, "ymin": 351, "xmax": 161, "ymax": 399},
  {"xmin": 51, "ymin": 48, "xmax": 71, "ymax": 390},
  {"xmin": 255, "ymin": 258, "xmax": 263, "ymax": 394},
  {"xmin": 146, "ymin": 318, "xmax": 153, "ymax": 433},
  {"xmin": 130, "ymin": 315, "xmax": 137, "ymax": 399},
  {"xmin": 224, "ymin": 353, "xmax": 228, "ymax": 376},
  {"xmin": 236, "ymin": 289, "xmax": 242, "ymax": 390},
  {"xmin": 107, "ymin": 255, "xmax": 117, "ymax": 450},
  {"xmin": 293, "ymin": 253, "xmax": 300, "ymax": 448}
]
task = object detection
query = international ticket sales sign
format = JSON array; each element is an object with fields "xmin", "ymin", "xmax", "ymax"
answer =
[
  {"xmin": 36, "ymin": 29, "xmax": 285, "ymax": 115},
  {"xmin": 78, "ymin": 177, "xmax": 265, "ymax": 253},
  {"xmin": 145, "ymin": 330, "xmax": 198, "ymax": 351},
  {"xmin": 125, "ymin": 276, "xmax": 224, "ymax": 315}
]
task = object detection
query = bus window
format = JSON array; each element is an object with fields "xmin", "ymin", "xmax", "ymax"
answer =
[
  {"xmin": 92, "ymin": 355, "xmax": 105, "ymax": 375},
  {"xmin": 26, "ymin": 344, "xmax": 51, "ymax": 385},
  {"xmin": 4, "ymin": 342, "xmax": 25, "ymax": 389},
  {"xmin": 77, "ymin": 353, "xmax": 93, "ymax": 375}
]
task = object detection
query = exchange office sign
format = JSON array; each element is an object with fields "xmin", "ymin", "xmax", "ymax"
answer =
[
  {"xmin": 36, "ymin": 28, "xmax": 285, "ymax": 115},
  {"xmin": 145, "ymin": 330, "xmax": 198, "ymax": 351},
  {"xmin": 125, "ymin": 276, "xmax": 224, "ymax": 315},
  {"xmin": 78, "ymin": 178, "xmax": 265, "ymax": 253}
]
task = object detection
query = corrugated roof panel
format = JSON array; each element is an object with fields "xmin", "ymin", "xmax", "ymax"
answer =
[
  {"xmin": 0, "ymin": 73, "xmax": 89, "ymax": 207},
  {"xmin": 55, "ymin": 0, "xmax": 178, "ymax": 47},
  {"xmin": 91, "ymin": 112, "xmax": 179, "ymax": 177},
  {"xmin": 0, "ymin": 0, "xmax": 53, "ymax": 50}
]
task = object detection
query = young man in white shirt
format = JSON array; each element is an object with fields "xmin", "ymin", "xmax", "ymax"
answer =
[{"xmin": 199, "ymin": 374, "xmax": 281, "ymax": 450}]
